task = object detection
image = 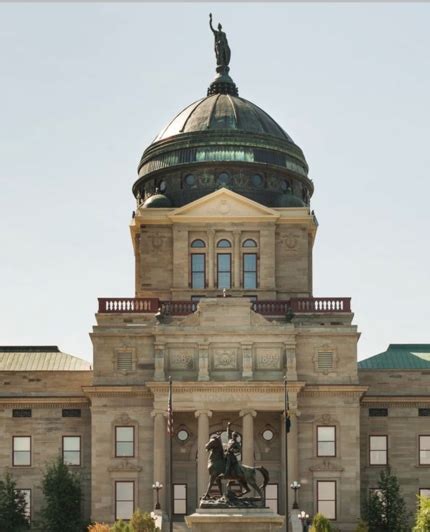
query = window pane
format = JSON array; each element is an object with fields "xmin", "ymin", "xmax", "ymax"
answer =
[
  {"xmin": 244, "ymin": 272, "xmax": 256, "ymax": 289},
  {"xmin": 218, "ymin": 254, "xmax": 231, "ymax": 271},
  {"xmin": 420, "ymin": 436, "xmax": 430, "ymax": 449},
  {"xmin": 191, "ymin": 239, "xmax": 205, "ymax": 248},
  {"xmin": 267, "ymin": 499, "xmax": 277, "ymax": 513},
  {"xmin": 319, "ymin": 481, "xmax": 335, "ymax": 499},
  {"xmin": 243, "ymin": 239, "xmax": 257, "ymax": 247},
  {"xmin": 318, "ymin": 441, "xmax": 335, "ymax": 456},
  {"xmin": 244, "ymin": 254, "xmax": 256, "ymax": 271},
  {"xmin": 218, "ymin": 273, "xmax": 231, "ymax": 289},
  {"xmin": 63, "ymin": 451, "xmax": 80, "ymax": 466},
  {"xmin": 420, "ymin": 489, "xmax": 430, "ymax": 498},
  {"xmin": 217, "ymin": 239, "xmax": 231, "ymax": 248},
  {"xmin": 192, "ymin": 254, "xmax": 205, "ymax": 271},
  {"xmin": 174, "ymin": 485, "xmax": 186, "ymax": 498},
  {"xmin": 370, "ymin": 436, "xmax": 387, "ymax": 450},
  {"xmin": 14, "ymin": 452, "xmax": 30, "ymax": 466},
  {"xmin": 192, "ymin": 273, "xmax": 205, "ymax": 289},
  {"xmin": 14, "ymin": 437, "xmax": 30, "ymax": 451},
  {"xmin": 116, "ymin": 427, "xmax": 134, "ymax": 442},
  {"xmin": 174, "ymin": 500, "xmax": 186, "ymax": 514},
  {"xmin": 117, "ymin": 482, "xmax": 134, "ymax": 500},
  {"xmin": 64, "ymin": 437, "xmax": 80, "ymax": 451},
  {"xmin": 117, "ymin": 442, "xmax": 134, "ymax": 457},
  {"xmin": 370, "ymin": 450, "xmax": 387, "ymax": 465},
  {"xmin": 318, "ymin": 427, "xmax": 335, "ymax": 441},
  {"xmin": 421, "ymin": 451, "xmax": 430, "ymax": 464},
  {"xmin": 116, "ymin": 501, "xmax": 133, "ymax": 520},
  {"xmin": 318, "ymin": 501, "xmax": 335, "ymax": 519}
]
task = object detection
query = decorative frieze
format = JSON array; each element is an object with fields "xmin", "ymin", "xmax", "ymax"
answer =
[
  {"xmin": 255, "ymin": 346, "xmax": 282, "ymax": 370},
  {"xmin": 212, "ymin": 348, "xmax": 237, "ymax": 370},
  {"xmin": 168, "ymin": 346, "xmax": 196, "ymax": 370}
]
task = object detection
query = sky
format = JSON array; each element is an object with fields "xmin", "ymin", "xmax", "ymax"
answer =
[{"xmin": 1, "ymin": 3, "xmax": 429, "ymax": 363}]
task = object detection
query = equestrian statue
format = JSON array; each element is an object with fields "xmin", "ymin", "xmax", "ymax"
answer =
[{"xmin": 202, "ymin": 422, "xmax": 269, "ymax": 505}]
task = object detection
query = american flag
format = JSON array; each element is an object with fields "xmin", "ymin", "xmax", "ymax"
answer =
[{"xmin": 167, "ymin": 376, "xmax": 173, "ymax": 437}]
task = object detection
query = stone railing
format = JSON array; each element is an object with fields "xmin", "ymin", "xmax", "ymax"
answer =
[{"xmin": 98, "ymin": 297, "xmax": 351, "ymax": 315}]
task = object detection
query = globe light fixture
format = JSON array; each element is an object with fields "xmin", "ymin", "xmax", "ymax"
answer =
[
  {"xmin": 290, "ymin": 480, "xmax": 301, "ymax": 509},
  {"xmin": 152, "ymin": 480, "xmax": 163, "ymax": 510},
  {"xmin": 298, "ymin": 510, "xmax": 310, "ymax": 532}
]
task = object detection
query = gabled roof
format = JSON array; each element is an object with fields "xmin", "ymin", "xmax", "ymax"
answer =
[
  {"xmin": 358, "ymin": 344, "xmax": 430, "ymax": 369},
  {"xmin": 0, "ymin": 346, "xmax": 91, "ymax": 371}
]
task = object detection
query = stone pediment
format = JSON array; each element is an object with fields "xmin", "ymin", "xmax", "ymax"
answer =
[
  {"xmin": 178, "ymin": 298, "xmax": 281, "ymax": 329},
  {"xmin": 168, "ymin": 188, "xmax": 280, "ymax": 222}
]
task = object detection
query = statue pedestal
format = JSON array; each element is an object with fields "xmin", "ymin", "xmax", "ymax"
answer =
[{"xmin": 185, "ymin": 508, "xmax": 284, "ymax": 531}]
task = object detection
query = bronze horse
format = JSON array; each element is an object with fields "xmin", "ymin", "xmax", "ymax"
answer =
[{"xmin": 202, "ymin": 433, "xmax": 269, "ymax": 499}]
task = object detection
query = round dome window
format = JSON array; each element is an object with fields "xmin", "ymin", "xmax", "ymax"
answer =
[
  {"xmin": 159, "ymin": 180, "xmax": 167, "ymax": 193},
  {"xmin": 177, "ymin": 429, "xmax": 189, "ymax": 442},
  {"xmin": 216, "ymin": 172, "xmax": 231, "ymax": 186},
  {"xmin": 281, "ymin": 179, "xmax": 290, "ymax": 192},
  {"xmin": 262, "ymin": 429, "xmax": 274, "ymax": 441},
  {"xmin": 184, "ymin": 174, "xmax": 196, "ymax": 187},
  {"xmin": 251, "ymin": 174, "xmax": 263, "ymax": 187}
]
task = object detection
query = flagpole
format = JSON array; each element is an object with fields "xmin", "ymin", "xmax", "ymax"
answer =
[
  {"xmin": 284, "ymin": 376, "xmax": 289, "ymax": 532},
  {"xmin": 168, "ymin": 376, "xmax": 173, "ymax": 532}
]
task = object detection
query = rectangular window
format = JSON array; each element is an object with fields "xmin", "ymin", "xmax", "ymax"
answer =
[
  {"xmin": 16, "ymin": 489, "xmax": 31, "ymax": 521},
  {"xmin": 173, "ymin": 484, "xmax": 187, "ymax": 515},
  {"xmin": 419, "ymin": 409, "xmax": 430, "ymax": 417},
  {"xmin": 115, "ymin": 481, "xmax": 134, "ymax": 521},
  {"xmin": 419, "ymin": 436, "xmax": 430, "ymax": 465},
  {"xmin": 369, "ymin": 435, "xmax": 388, "ymax": 465},
  {"xmin": 115, "ymin": 426, "xmax": 135, "ymax": 457},
  {"xmin": 265, "ymin": 483, "xmax": 279, "ymax": 513},
  {"xmin": 317, "ymin": 426, "xmax": 336, "ymax": 457},
  {"xmin": 12, "ymin": 409, "xmax": 32, "ymax": 418},
  {"xmin": 419, "ymin": 488, "xmax": 430, "ymax": 498},
  {"xmin": 62, "ymin": 436, "xmax": 81, "ymax": 466},
  {"xmin": 191, "ymin": 254, "xmax": 205, "ymax": 289},
  {"xmin": 62, "ymin": 409, "xmax": 81, "ymax": 417},
  {"xmin": 217, "ymin": 253, "xmax": 231, "ymax": 289},
  {"xmin": 369, "ymin": 408, "xmax": 388, "ymax": 417},
  {"xmin": 243, "ymin": 253, "xmax": 257, "ymax": 289},
  {"xmin": 13, "ymin": 436, "xmax": 31, "ymax": 466},
  {"xmin": 317, "ymin": 480, "xmax": 336, "ymax": 520}
]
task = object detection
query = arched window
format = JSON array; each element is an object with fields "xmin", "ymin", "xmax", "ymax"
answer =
[
  {"xmin": 242, "ymin": 239, "xmax": 257, "ymax": 248},
  {"xmin": 191, "ymin": 239, "xmax": 206, "ymax": 248},
  {"xmin": 217, "ymin": 239, "xmax": 231, "ymax": 248}
]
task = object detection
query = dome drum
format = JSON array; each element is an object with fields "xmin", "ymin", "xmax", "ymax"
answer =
[{"xmin": 135, "ymin": 163, "xmax": 312, "ymax": 208}]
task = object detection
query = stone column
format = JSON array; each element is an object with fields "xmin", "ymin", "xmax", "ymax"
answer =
[
  {"xmin": 195, "ymin": 410, "xmax": 212, "ymax": 500},
  {"xmin": 151, "ymin": 410, "xmax": 167, "ymax": 510},
  {"xmin": 240, "ymin": 409, "xmax": 257, "ymax": 466},
  {"xmin": 233, "ymin": 230, "xmax": 241, "ymax": 288},
  {"xmin": 208, "ymin": 229, "xmax": 215, "ymax": 289}
]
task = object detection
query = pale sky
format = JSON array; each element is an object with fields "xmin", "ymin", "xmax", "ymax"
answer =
[{"xmin": 1, "ymin": 3, "xmax": 429, "ymax": 363}]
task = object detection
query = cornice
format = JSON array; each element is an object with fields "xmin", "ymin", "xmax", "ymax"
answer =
[
  {"xmin": 303, "ymin": 385, "xmax": 368, "ymax": 398},
  {"xmin": 361, "ymin": 395, "xmax": 430, "ymax": 407},
  {"xmin": 146, "ymin": 381, "xmax": 306, "ymax": 395},
  {"xmin": 0, "ymin": 396, "xmax": 90, "ymax": 409},
  {"xmin": 81, "ymin": 386, "xmax": 153, "ymax": 399}
]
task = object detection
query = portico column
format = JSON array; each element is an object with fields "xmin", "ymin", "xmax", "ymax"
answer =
[
  {"xmin": 151, "ymin": 410, "xmax": 167, "ymax": 510},
  {"xmin": 233, "ymin": 230, "xmax": 241, "ymax": 288},
  {"xmin": 240, "ymin": 409, "xmax": 257, "ymax": 466},
  {"xmin": 195, "ymin": 409, "xmax": 213, "ymax": 499}
]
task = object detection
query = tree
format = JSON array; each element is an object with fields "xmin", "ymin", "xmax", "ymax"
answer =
[
  {"xmin": 0, "ymin": 472, "xmax": 30, "ymax": 532},
  {"xmin": 363, "ymin": 468, "xmax": 410, "ymax": 532},
  {"xmin": 39, "ymin": 456, "xmax": 82, "ymax": 532},
  {"xmin": 110, "ymin": 521, "xmax": 132, "ymax": 532},
  {"xmin": 413, "ymin": 494, "xmax": 430, "ymax": 532},
  {"xmin": 310, "ymin": 512, "xmax": 333, "ymax": 532}
]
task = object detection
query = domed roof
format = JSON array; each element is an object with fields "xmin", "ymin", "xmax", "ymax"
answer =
[
  {"xmin": 154, "ymin": 94, "xmax": 293, "ymax": 144},
  {"xmin": 142, "ymin": 193, "xmax": 173, "ymax": 208}
]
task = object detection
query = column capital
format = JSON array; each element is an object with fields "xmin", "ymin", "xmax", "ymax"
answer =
[
  {"xmin": 239, "ymin": 409, "xmax": 257, "ymax": 418},
  {"xmin": 195, "ymin": 409, "xmax": 213, "ymax": 418},
  {"xmin": 151, "ymin": 410, "xmax": 167, "ymax": 418}
]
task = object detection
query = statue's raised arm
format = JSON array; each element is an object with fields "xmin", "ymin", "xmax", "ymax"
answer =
[{"xmin": 209, "ymin": 13, "xmax": 216, "ymax": 34}]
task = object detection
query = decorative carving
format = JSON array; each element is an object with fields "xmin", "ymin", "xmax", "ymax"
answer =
[
  {"xmin": 256, "ymin": 348, "xmax": 281, "ymax": 370},
  {"xmin": 242, "ymin": 344, "xmax": 253, "ymax": 378},
  {"xmin": 309, "ymin": 460, "xmax": 344, "ymax": 472},
  {"xmin": 108, "ymin": 460, "xmax": 142, "ymax": 473},
  {"xmin": 213, "ymin": 348, "xmax": 237, "ymax": 370},
  {"xmin": 170, "ymin": 352, "xmax": 194, "ymax": 370},
  {"xmin": 219, "ymin": 199, "xmax": 230, "ymax": 215},
  {"xmin": 115, "ymin": 413, "xmax": 133, "ymax": 425}
]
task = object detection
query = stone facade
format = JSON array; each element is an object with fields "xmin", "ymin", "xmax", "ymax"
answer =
[{"xmin": 1, "ymin": 59, "xmax": 429, "ymax": 532}]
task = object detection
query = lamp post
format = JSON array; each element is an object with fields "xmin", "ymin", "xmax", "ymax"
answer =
[
  {"xmin": 298, "ymin": 510, "xmax": 309, "ymax": 532},
  {"xmin": 152, "ymin": 481, "xmax": 163, "ymax": 510},
  {"xmin": 290, "ymin": 480, "xmax": 301, "ymax": 509}
]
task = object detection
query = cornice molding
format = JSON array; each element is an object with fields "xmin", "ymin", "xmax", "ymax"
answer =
[
  {"xmin": 0, "ymin": 397, "xmax": 90, "ymax": 409},
  {"xmin": 303, "ymin": 385, "xmax": 368, "ymax": 398},
  {"xmin": 146, "ymin": 381, "xmax": 306, "ymax": 395},
  {"xmin": 81, "ymin": 386, "xmax": 153, "ymax": 399},
  {"xmin": 361, "ymin": 395, "xmax": 430, "ymax": 407}
]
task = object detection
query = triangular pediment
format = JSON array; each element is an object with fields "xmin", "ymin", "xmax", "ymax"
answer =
[{"xmin": 168, "ymin": 188, "xmax": 280, "ymax": 222}]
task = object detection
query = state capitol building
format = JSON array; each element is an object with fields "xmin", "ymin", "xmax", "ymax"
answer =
[{"xmin": 1, "ymin": 24, "xmax": 429, "ymax": 532}]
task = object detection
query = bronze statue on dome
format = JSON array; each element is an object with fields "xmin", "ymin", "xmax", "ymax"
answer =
[{"xmin": 209, "ymin": 13, "xmax": 231, "ymax": 69}]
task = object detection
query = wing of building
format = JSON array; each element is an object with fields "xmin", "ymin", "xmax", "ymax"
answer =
[{"xmin": 1, "ymin": 29, "xmax": 429, "ymax": 532}]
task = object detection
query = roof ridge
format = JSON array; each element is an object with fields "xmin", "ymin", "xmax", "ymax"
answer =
[{"xmin": 0, "ymin": 346, "xmax": 60, "ymax": 352}]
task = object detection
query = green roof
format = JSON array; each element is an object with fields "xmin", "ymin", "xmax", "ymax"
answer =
[{"xmin": 359, "ymin": 344, "xmax": 430, "ymax": 369}]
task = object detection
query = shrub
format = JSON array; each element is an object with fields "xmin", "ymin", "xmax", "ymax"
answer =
[
  {"xmin": 310, "ymin": 512, "xmax": 333, "ymax": 532},
  {"xmin": 88, "ymin": 524, "xmax": 111, "ymax": 532},
  {"xmin": 130, "ymin": 509, "xmax": 160, "ymax": 531},
  {"xmin": 413, "ymin": 494, "xmax": 430, "ymax": 531},
  {"xmin": 355, "ymin": 520, "xmax": 369, "ymax": 532},
  {"xmin": 110, "ymin": 520, "xmax": 132, "ymax": 532}
]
